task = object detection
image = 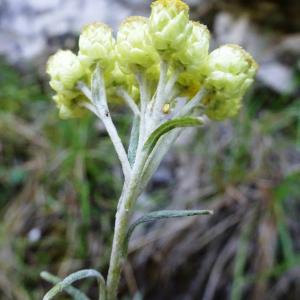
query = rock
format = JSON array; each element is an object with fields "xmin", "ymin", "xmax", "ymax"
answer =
[
  {"xmin": 0, "ymin": 0, "xmax": 147, "ymax": 63},
  {"xmin": 214, "ymin": 12, "xmax": 298, "ymax": 94},
  {"xmin": 257, "ymin": 62, "xmax": 295, "ymax": 94}
]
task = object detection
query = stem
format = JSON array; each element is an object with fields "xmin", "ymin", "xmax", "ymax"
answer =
[
  {"xmin": 177, "ymin": 88, "xmax": 205, "ymax": 117},
  {"xmin": 151, "ymin": 60, "xmax": 168, "ymax": 117},
  {"xmin": 79, "ymin": 73, "xmax": 132, "ymax": 182},
  {"xmin": 136, "ymin": 73, "xmax": 150, "ymax": 148},
  {"xmin": 117, "ymin": 88, "xmax": 140, "ymax": 117},
  {"xmin": 100, "ymin": 111, "xmax": 132, "ymax": 182},
  {"xmin": 164, "ymin": 69, "xmax": 179, "ymax": 98},
  {"xmin": 150, "ymin": 61, "xmax": 181, "ymax": 128},
  {"xmin": 105, "ymin": 65, "xmax": 202, "ymax": 300},
  {"xmin": 106, "ymin": 149, "xmax": 148, "ymax": 300}
]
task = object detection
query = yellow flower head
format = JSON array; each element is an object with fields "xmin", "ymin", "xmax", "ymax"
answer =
[
  {"xmin": 204, "ymin": 44, "xmax": 258, "ymax": 98},
  {"xmin": 117, "ymin": 16, "xmax": 158, "ymax": 72},
  {"xmin": 53, "ymin": 93, "xmax": 88, "ymax": 119},
  {"xmin": 149, "ymin": 0, "xmax": 192, "ymax": 54},
  {"xmin": 47, "ymin": 50, "xmax": 84, "ymax": 91},
  {"xmin": 176, "ymin": 22, "xmax": 210, "ymax": 90},
  {"xmin": 176, "ymin": 22, "xmax": 210, "ymax": 66},
  {"xmin": 79, "ymin": 22, "xmax": 115, "ymax": 70},
  {"xmin": 202, "ymin": 93, "xmax": 241, "ymax": 121},
  {"xmin": 105, "ymin": 62, "xmax": 138, "ymax": 103},
  {"xmin": 202, "ymin": 44, "xmax": 258, "ymax": 120}
]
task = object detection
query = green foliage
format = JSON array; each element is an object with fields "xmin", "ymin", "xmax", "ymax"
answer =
[
  {"xmin": 0, "ymin": 58, "xmax": 46, "ymax": 114},
  {"xmin": 143, "ymin": 116, "xmax": 203, "ymax": 154},
  {"xmin": 42, "ymin": 269, "xmax": 105, "ymax": 300},
  {"xmin": 125, "ymin": 209, "xmax": 213, "ymax": 252},
  {"xmin": 41, "ymin": 271, "xmax": 90, "ymax": 300}
]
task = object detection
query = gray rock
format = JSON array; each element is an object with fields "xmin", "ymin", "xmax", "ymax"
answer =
[
  {"xmin": 257, "ymin": 62, "xmax": 295, "ymax": 94},
  {"xmin": 0, "ymin": 0, "xmax": 147, "ymax": 62}
]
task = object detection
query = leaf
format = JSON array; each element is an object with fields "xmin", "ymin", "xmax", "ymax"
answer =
[
  {"xmin": 128, "ymin": 116, "xmax": 140, "ymax": 166},
  {"xmin": 143, "ymin": 117, "xmax": 203, "ymax": 154},
  {"xmin": 124, "ymin": 209, "xmax": 213, "ymax": 253},
  {"xmin": 42, "ymin": 269, "xmax": 106, "ymax": 300},
  {"xmin": 40, "ymin": 271, "xmax": 90, "ymax": 300}
]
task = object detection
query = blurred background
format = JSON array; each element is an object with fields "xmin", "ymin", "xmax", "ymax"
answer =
[{"xmin": 0, "ymin": 0, "xmax": 300, "ymax": 299}]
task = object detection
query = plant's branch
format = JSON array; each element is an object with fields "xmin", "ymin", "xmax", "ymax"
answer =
[
  {"xmin": 77, "ymin": 81, "xmax": 92, "ymax": 100},
  {"xmin": 151, "ymin": 62, "xmax": 181, "ymax": 128},
  {"xmin": 136, "ymin": 73, "xmax": 150, "ymax": 148},
  {"xmin": 78, "ymin": 75, "xmax": 131, "ymax": 182},
  {"xmin": 151, "ymin": 60, "xmax": 168, "ymax": 117},
  {"xmin": 177, "ymin": 88, "xmax": 205, "ymax": 117},
  {"xmin": 100, "ymin": 112, "xmax": 132, "ymax": 181},
  {"xmin": 164, "ymin": 69, "xmax": 179, "ymax": 99},
  {"xmin": 170, "ymin": 96, "xmax": 189, "ymax": 117},
  {"xmin": 136, "ymin": 73, "xmax": 148, "ymax": 117},
  {"xmin": 82, "ymin": 102, "xmax": 100, "ymax": 117},
  {"xmin": 117, "ymin": 88, "xmax": 140, "ymax": 117}
]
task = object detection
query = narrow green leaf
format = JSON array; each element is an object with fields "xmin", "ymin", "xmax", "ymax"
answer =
[
  {"xmin": 41, "ymin": 271, "xmax": 90, "ymax": 300},
  {"xmin": 128, "ymin": 116, "xmax": 140, "ymax": 166},
  {"xmin": 124, "ymin": 209, "xmax": 213, "ymax": 252},
  {"xmin": 42, "ymin": 269, "xmax": 106, "ymax": 300},
  {"xmin": 143, "ymin": 117, "xmax": 203, "ymax": 154}
]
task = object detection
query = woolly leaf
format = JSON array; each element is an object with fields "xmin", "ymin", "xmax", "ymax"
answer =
[
  {"xmin": 41, "ymin": 271, "xmax": 90, "ymax": 300},
  {"xmin": 42, "ymin": 269, "xmax": 106, "ymax": 300},
  {"xmin": 124, "ymin": 209, "xmax": 213, "ymax": 253},
  {"xmin": 143, "ymin": 117, "xmax": 203, "ymax": 154}
]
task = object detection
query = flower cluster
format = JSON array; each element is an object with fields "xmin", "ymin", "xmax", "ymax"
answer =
[
  {"xmin": 202, "ymin": 44, "xmax": 258, "ymax": 120},
  {"xmin": 44, "ymin": 3, "xmax": 258, "ymax": 298},
  {"xmin": 47, "ymin": 0, "xmax": 257, "ymax": 120}
]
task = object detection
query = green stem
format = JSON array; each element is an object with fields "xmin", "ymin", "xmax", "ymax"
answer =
[{"xmin": 106, "ymin": 150, "xmax": 148, "ymax": 300}]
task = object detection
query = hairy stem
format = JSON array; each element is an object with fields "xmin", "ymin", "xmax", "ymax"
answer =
[
  {"xmin": 117, "ymin": 88, "xmax": 140, "ymax": 116},
  {"xmin": 151, "ymin": 60, "xmax": 168, "ymax": 117},
  {"xmin": 100, "ymin": 111, "xmax": 132, "ymax": 182},
  {"xmin": 177, "ymin": 88, "xmax": 205, "ymax": 117},
  {"xmin": 136, "ymin": 73, "xmax": 150, "ymax": 148},
  {"xmin": 106, "ymin": 149, "xmax": 148, "ymax": 300},
  {"xmin": 105, "ymin": 68, "xmax": 203, "ymax": 300},
  {"xmin": 83, "ymin": 103, "xmax": 131, "ymax": 178},
  {"xmin": 80, "ymin": 70, "xmax": 132, "ymax": 182}
]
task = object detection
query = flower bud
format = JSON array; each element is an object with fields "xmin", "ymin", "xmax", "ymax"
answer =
[
  {"xmin": 177, "ymin": 73, "xmax": 201, "ymax": 97},
  {"xmin": 47, "ymin": 50, "xmax": 84, "ymax": 91},
  {"xmin": 105, "ymin": 63, "xmax": 138, "ymax": 103},
  {"xmin": 203, "ymin": 93, "xmax": 241, "ymax": 121},
  {"xmin": 149, "ymin": 0, "xmax": 192, "ymax": 53},
  {"xmin": 79, "ymin": 22, "xmax": 115, "ymax": 69},
  {"xmin": 202, "ymin": 44, "xmax": 258, "ymax": 120},
  {"xmin": 176, "ymin": 22, "xmax": 210, "ymax": 66},
  {"xmin": 175, "ymin": 22, "xmax": 210, "ymax": 91},
  {"xmin": 204, "ymin": 44, "xmax": 258, "ymax": 98},
  {"xmin": 53, "ymin": 93, "xmax": 87, "ymax": 119},
  {"xmin": 105, "ymin": 63, "xmax": 135, "ymax": 88},
  {"xmin": 117, "ymin": 16, "xmax": 158, "ymax": 71},
  {"xmin": 145, "ymin": 63, "xmax": 160, "ymax": 82}
]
